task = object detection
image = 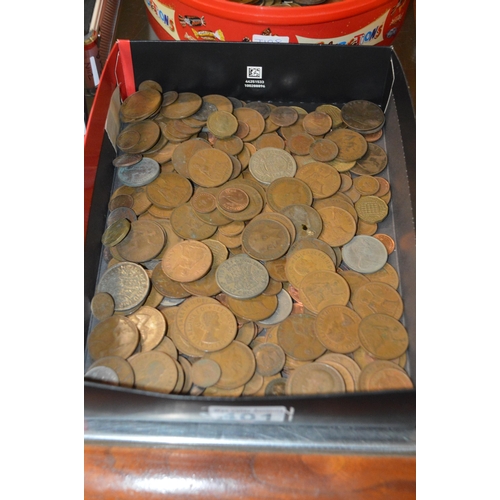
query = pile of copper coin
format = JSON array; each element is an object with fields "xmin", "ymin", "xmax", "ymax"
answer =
[{"xmin": 85, "ymin": 79, "xmax": 413, "ymax": 397}]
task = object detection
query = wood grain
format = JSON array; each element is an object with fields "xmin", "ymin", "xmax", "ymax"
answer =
[{"xmin": 85, "ymin": 444, "xmax": 415, "ymax": 500}]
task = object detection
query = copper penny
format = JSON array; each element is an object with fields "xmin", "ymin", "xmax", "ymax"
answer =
[
  {"xmin": 217, "ymin": 187, "xmax": 250, "ymax": 213},
  {"xmin": 226, "ymin": 294, "xmax": 278, "ymax": 322},
  {"xmin": 90, "ymin": 292, "xmax": 115, "ymax": 321},
  {"xmin": 287, "ymin": 132, "xmax": 315, "ymax": 156},
  {"xmin": 253, "ymin": 342, "xmax": 286, "ymax": 376},
  {"xmin": 266, "ymin": 177, "xmax": 313, "ymax": 212},
  {"xmin": 146, "ymin": 172, "xmax": 193, "ymax": 209},
  {"xmin": 285, "ymin": 362, "xmax": 345, "ymax": 395},
  {"xmin": 269, "ymin": 106, "xmax": 299, "ymax": 127},
  {"xmin": 314, "ymin": 305, "xmax": 361, "ymax": 353},
  {"xmin": 152, "ymin": 259, "xmax": 193, "ymax": 299},
  {"xmin": 162, "ymin": 240, "xmax": 213, "ymax": 283},
  {"xmin": 373, "ymin": 233, "xmax": 396, "ymax": 254},
  {"xmin": 325, "ymin": 128, "xmax": 368, "ymax": 162},
  {"xmin": 241, "ymin": 219, "xmax": 290, "ymax": 261},
  {"xmin": 277, "ymin": 314, "xmax": 326, "ymax": 361},
  {"xmin": 285, "ymin": 248, "xmax": 336, "ymax": 289},
  {"xmin": 115, "ymin": 219, "xmax": 165, "ymax": 263},
  {"xmin": 358, "ymin": 360, "xmax": 413, "ymax": 392},
  {"xmin": 191, "ymin": 190, "xmax": 218, "ymax": 214},
  {"xmin": 161, "ymin": 92, "xmax": 203, "ymax": 119},
  {"xmin": 351, "ymin": 282, "xmax": 404, "ymax": 319},
  {"xmin": 128, "ymin": 351, "xmax": 179, "ymax": 394},
  {"xmin": 302, "ymin": 111, "xmax": 333, "ymax": 136},
  {"xmin": 298, "ymin": 270, "xmax": 350, "ymax": 313},
  {"xmin": 233, "ymin": 107, "xmax": 266, "ymax": 142},
  {"xmin": 191, "ymin": 359, "xmax": 222, "ymax": 388},
  {"xmin": 188, "ymin": 148, "xmax": 233, "ymax": 188}
]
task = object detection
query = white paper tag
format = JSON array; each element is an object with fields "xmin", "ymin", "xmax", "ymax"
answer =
[
  {"xmin": 252, "ymin": 35, "xmax": 289, "ymax": 43},
  {"xmin": 205, "ymin": 405, "xmax": 294, "ymax": 422}
]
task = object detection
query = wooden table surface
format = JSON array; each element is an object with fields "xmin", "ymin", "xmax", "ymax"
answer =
[{"xmin": 85, "ymin": 3, "xmax": 416, "ymax": 497}]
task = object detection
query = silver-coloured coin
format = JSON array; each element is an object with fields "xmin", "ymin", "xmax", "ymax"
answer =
[
  {"xmin": 341, "ymin": 235, "xmax": 388, "ymax": 274},
  {"xmin": 248, "ymin": 147, "xmax": 297, "ymax": 185},
  {"xmin": 84, "ymin": 366, "xmax": 119, "ymax": 385},
  {"xmin": 258, "ymin": 290, "xmax": 293, "ymax": 326},
  {"xmin": 97, "ymin": 262, "xmax": 151, "ymax": 312},
  {"xmin": 215, "ymin": 254, "xmax": 269, "ymax": 299},
  {"xmin": 159, "ymin": 296, "xmax": 186, "ymax": 307},
  {"xmin": 117, "ymin": 157, "xmax": 160, "ymax": 187}
]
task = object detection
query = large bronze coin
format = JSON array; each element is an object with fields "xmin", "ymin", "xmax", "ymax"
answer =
[
  {"xmin": 280, "ymin": 204, "xmax": 323, "ymax": 240},
  {"xmin": 317, "ymin": 206, "xmax": 357, "ymax": 247},
  {"xmin": 241, "ymin": 219, "xmax": 290, "ymax": 261},
  {"xmin": 302, "ymin": 111, "xmax": 333, "ymax": 136},
  {"xmin": 170, "ymin": 203, "xmax": 218, "ymax": 240},
  {"xmin": 128, "ymin": 351, "xmax": 179, "ymax": 394},
  {"xmin": 277, "ymin": 314, "xmax": 326, "ymax": 361},
  {"xmin": 161, "ymin": 92, "xmax": 203, "ymax": 119},
  {"xmin": 285, "ymin": 362, "xmax": 345, "ymax": 395},
  {"xmin": 146, "ymin": 172, "xmax": 193, "ymax": 209},
  {"xmin": 325, "ymin": 128, "xmax": 367, "ymax": 162},
  {"xmin": 266, "ymin": 177, "xmax": 313, "ymax": 212},
  {"xmin": 225, "ymin": 294, "xmax": 278, "ymax": 322},
  {"xmin": 171, "ymin": 137, "xmax": 212, "ymax": 178},
  {"xmin": 314, "ymin": 305, "xmax": 361, "ymax": 353},
  {"xmin": 298, "ymin": 270, "xmax": 350, "ymax": 313},
  {"xmin": 88, "ymin": 315, "xmax": 139, "ymax": 360},
  {"xmin": 120, "ymin": 88, "xmax": 162, "ymax": 123},
  {"xmin": 358, "ymin": 313, "xmax": 408, "ymax": 359},
  {"xmin": 233, "ymin": 107, "xmax": 266, "ymax": 142},
  {"xmin": 269, "ymin": 106, "xmax": 298, "ymax": 127},
  {"xmin": 350, "ymin": 143, "xmax": 388, "ymax": 176},
  {"xmin": 188, "ymin": 148, "xmax": 233, "ymax": 187},
  {"xmin": 191, "ymin": 359, "xmax": 222, "ymax": 388},
  {"xmin": 253, "ymin": 342, "xmax": 286, "ymax": 376},
  {"xmin": 358, "ymin": 360, "xmax": 413, "ymax": 392},
  {"xmin": 117, "ymin": 120, "xmax": 161, "ymax": 154},
  {"xmin": 87, "ymin": 356, "xmax": 135, "ymax": 388},
  {"xmin": 285, "ymin": 248, "xmax": 336, "ymax": 289},
  {"xmin": 341, "ymin": 100, "xmax": 385, "ymax": 133},
  {"xmin": 162, "ymin": 240, "xmax": 213, "ymax": 283},
  {"xmin": 351, "ymin": 282, "xmax": 404, "ymax": 319},
  {"xmin": 295, "ymin": 161, "xmax": 341, "ymax": 200},
  {"xmin": 207, "ymin": 110, "xmax": 239, "ymax": 139},
  {"xmin": 115, "ymin": 219, "xmax": 165, "ymax": 263}
]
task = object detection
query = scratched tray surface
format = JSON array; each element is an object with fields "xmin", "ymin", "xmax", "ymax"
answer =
[{"xmin": 84, "ymin": 99, "xmax": 415, "ymax": 399}]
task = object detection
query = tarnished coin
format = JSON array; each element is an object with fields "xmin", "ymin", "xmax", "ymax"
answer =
[
  {"xmin": 314, "ymin": 305, "xmax": 361, "ymax": 353},
  {"xmin": 248, "ymin": 147, "xmax": 297, "ymax": 184},
  {"xmin": 161, "ymin": 92, "xmax": 203, "ymax": 119},
  {"xmin": 285, "ymin": 362, "xmax": 345, "ymax": 395},
  {"xmin": 108, "ymin": 194, "xmax": 134, "ymax": 212},
  {"xmin": 162, "ymin": 240, "xmax": 213, "ymax": 283},
  {"xmin": 264, "ymin": 377, "xmax": 287, "ymax": 396},
  {"xmin": 118, "ymin": 120, "xmax": 162, "ymax": 154},
  {"xmin": 325, "ymin": 128, "xmax": 367, "ymax": 162},
  {"xmin": 351, "ymin": 282, "xmax": 404, "ymax": 319},
  {"xmin": 246, "ymin": 101, "xmax": 271, "ymax": 119},
  {"xmin": 350, "ymin": 143, "xmax": 388, "ymax": 176},
  {"xmin": 128, "ymin": 305, "xmax": 167, "ymax": 352},
  {"xmin": 87, "ymin": 356, "xmax": 135, "ymax": 387},
  {"xmin": 298, "ymin": 270, "xmax": 350, "ymax": 313},
  {"xmin": 97, "ymin": 262, "xmax": 150, "ymax": 312},
  {"xmin": 316, "ymin": 353, "xmax": 362, "ymax": 390},
  {"xmin": 341, "ymin": 235, "xmax": 388, "ymax": 274},
  {"xmin": 207, "ymin": 110, "xmax": 239, "ymax": 139},
  {"xmin": 216, "ymin": 254, "xmax": 269, "ymax": 299},
  {"xmin": 358, "ymin": 360, "xmax": 413, "ymax": 392},
  {"xmin": 128, "ymin": 351, "xmax": 179, "ymax": 394},
  {"xmin": 295, "ymin": 161, "xmax": 341, "ymax": 200},
  {"xmin": 287, "ymin": 132, "xmax": 315, "ymax": 156},
  {"xmin": 171, "ymin": 137, "xmax": 211, "ymax": 178},
  {"xmin": 277, "ymin": 314, "xmax": 326, "ymax": 361},
  {"xmin": 101, "ymin": 218, "xmax": 131, "ymax": 247},
  {"xmin": 317, "ymin": 206, "xmax": 357, "ymax": 247},
  {"xmin": 191, "ymin": 190, "xmax": 218, "ymax": 214},
  {"xmin": 341, "ymin": 100, "xmax": 385, "ymax": 133},
  {"xmin": 87, "ymin": 315, "xmax": 139, "ymax": 360},
  {"xmin": 115, "ymin": 219, "xmax": 165, "ymax": 263},
  {"xmin": 153, "ymin": 335, "xmax": 178, "ymax": 360},
  {"xmin": 216, "ymin": 182, "xmax": 264, "ymax": 222},
  {"xmin": 269, "ymin": 106, "xmax": 299, "ymax": 127},
  {"xmin": 84, "ymin": 366, "xmax": 119, "ymax": 385},
  {"xmin": 90, "ymin": 292, "xmax": 115, "ymax": 321},
  {"xmin": 206, "ymin": 341, "xmax": 256, "ymax": 390},
  {"xmin": 161, "ymin": 90, "xmax": 179, "ymax": 107},
  {"xmin": 191, "ymin": 359, "xmax": 222, "ymax": 388},
  {"xmin": 170, "ymin": 203, "xmax": 218, "ymax": 240},
  {"xmin": 184, "ymin": 302, "xmax": 237, "ymax": 352},
  {"xmin": 309, "ymin": 138, "xmax": 339, "ymax": 162},
  {"xmin": 152, "ymin": 260, "xmax": 191, "ymax": 298},
  {"xmin": 117, "ymin": 157, "xmax": 161, "ymax": 187},
  {"xmin": 188, "ymin": 148, "xmax": 233, "ymax": 187},
  {"xmin": 253, "ymin": 342, "xmax": 286, "ymax": 376},
  {"xmin": 365, "ymin": 262, "xmax": 400, "ymax": 289},
  {"xmin": 285, "ymin": 248, "xmax": 336, "ymax": 289},
  {"xmin": 267, "ymin": 177, "xmax": 313, "ymax": 212},
  {"xmin": 254, "ymin": 132, "xmax": 285, "ymax": 150},
  {"xmin": 287, "ymin": 237, "xmax": 337, "ymax": 267},
  {"xmin": 242, "ymin": 219, "xmax": 290, "ymax": 261},
  {"xmin": 242, "ymin": 372, "xmax": 265, "ymax": 396},
  {"xmin": 280, "ymin": 204, "xmax": 323, "ymax": 240}
]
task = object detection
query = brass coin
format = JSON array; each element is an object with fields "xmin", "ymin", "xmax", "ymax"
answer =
[
  {"xmin": 162, "ymin": 240, "xmax": 213, "ymax": 283},
  {"xmin": 267, "ymin": 177, "xmax": 313, "ymax": 212},
  {"xmin": 115, "ymin": 219, "xmax": 165, "ymax": 263},
  {"xmin": 233, "ymin": 107, "xmax": 266, "ymax": 142},
  {"xmin": 90, "ymin": 292, "xmax": 115, "ymax": 321},
  {"xmin": 253, "ymin": 342, "xmax": 286, "ymax": 377},
  {"xmin": 188, "ymin": 148, "xmax": 233, "ymax": 187},
  {"xmin": 341, "ymin": 100, "xmax": 385, "ymax": 133},
  {"xmin": 270, "ymin": 106, "xmax": 299, "ymax": 127},
  {"xmin": 314, "ymin": 305, "xmax": 361, "ymax": 353},
  {"xmin": 317, "ymin": 206, "xmax": 357, "ymax": 247},
  {"xmin": 351, "ymin": 282, "xmax": 404, "ymax": 319},
  {"xmin": 350, "ymin": 143, "xmax": 388, "ymax": 176},
  {"xmin": 325, "ymin": 128, "xmax": 368, "ymax": 162},
  {"xmin": 215, "ymin": 253, "xmax": 269, "ymax": 299},
  {"xmin": 280, "ymin": 204, "xmax": 323, "ymax": 240},
  {"xmin": 285, "ymin": 362, "xmax": 345, "ymax": 395},
  {"xmin": 226, "ymin": 294, "xmax": 278, "ymax": 322},
  {"xmin": 170, "ymin": 203, "xmax": 218, "ymax": 240},
  {"xmin": 87, "ymin": 356, "xmax": 135, "ymax": 388},
  {"xmin": 355, "ymin": 195, "xmax": 389, "ymax": 224},
  {"xmin": 128, "ymin": 305, "xmax": 167, "ymax": 352},
  {"xmin": 207, "ymin": 110, "xmax": 239, "ymax": 139},
  {"xmin": 316, "ymin": 104, "xmax": 343, "ymax": 128},
  {"xmin": 120, "ymin": 89, "xmax": 162, "ymax": 123},
  {"xmin": 285, "ymin": 248, "xmax": 336, "ymax": 289},
  {"xmin": 217, "ymin": 187, "xmax": 250, "ymax": 213},
  {"xmin": 191, "ymin": 359, "xmax": 222, "ymax": 388},
  {"xmin": 295, "ymin": 161, "xmax": 341, "ymax": 200},
  {"xmin": 277, "ymin": 314, "xmax": 326, "ymax": 361},
  {"xmin": 302, "ymin": 111, "xmax": 333, "ymax": 136},
  {"xmin": 97, "ymin": 262, "xmax": 150, "ymax": 313},
  {"xmin": 146, "ymin": 172, "xmax": 193, "ymax": 209},
  {"xmin": 287, "ymin": 132, "xmax": 315, "ymax": 156},
  {"xmin": 128, "ymin": 351, "xmax": 179, "ymax": 394},
  {"xmin": 298, "ymin": 270, "xmax": 350, "ymax": 313},
  {"xmin": 309, "ymin": 138, "xmax": 339, "ymax": 162},
  {"xmin": 88, "ymin": 315, "xmax": 139, "ymax": 360},
  {"xmin": 161, "ymin": 92, "xmax": 203, "ymax": 119},
  {"xmin": 242, "ymin": 219, "xmax": 290, "ymax": 261},
  {"xmin": 184, "ymin": 302, "xmax": 237, "ymax": 352},
  {"xmin": 248, "ymin": 147, "xmax": 297, "ymax": 184},
  {"xmin": 206, "ymin": 341, "xmax": 256, "ymax": 390},
  {"xmin": 373, "ymin": 233, "xmax": 395, "ymax": 254},
  {"xmin": 358, "ymin": 360, "xmax": 413, "ymax": 392}
]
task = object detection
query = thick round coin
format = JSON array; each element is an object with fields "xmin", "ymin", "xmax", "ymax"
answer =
[
  {"xmin": 115, "ymin": 219, "xmax": 165, "ymax": 263},
  {"xmin": 128, "ymin": 305, "xmax": 167, "ymax": 352},
  {"xmin": 170, "ymin": 204, "xmax": 218, "ymax": 240},
  {"xmin": 191, "ymin": 359, "xmax": 222, "ymax": 388},
  {"xmin": 341, "ymin": 235, "xmax": 388, "ymax": 274},
  {"xmin": 90, "ymin": 292, "xmax": 115, "ymax": 321},
  {"xmin": 248, "ymin": 147, "xmax": 297, "ymax": 184},
  {"xmin": 162, "ymin": 240, "xmax": 212, "ymax": 283},
  {"xmin": 358, "ymin": 313, "xmax": 408, "ymax": 359},
  {"xmin": 146, "ymin": 172, "xmax": 193, "ymax": 209},
  {"xmin": 161, "ymin": 92, "xmax": 202, "ymax": 119},
  {"xmin": 351, "ymin": 282, "xmax": 404, "ymax": 319},
  {"xmin": 285, "ymin": 362, "xmax": 346, "ymax": 395},
  {"xmin": 233, "ymin": 107, "xmax": 266, "ymax": 141},
  {"xmin": 87, "ymin": 315, "xmax": 139, "ymax": 360},
  {"xmin": 355, "ymin": 196, "xmax": 389, "ymax": 224},
  {"xmin": 117, "ymin": 158, "xmax": 160, "ymax": 187},
  {"xmin": 266, "ymin": 177, "xmax": 313, "ymax": 212},
  {"xmin": 341, "ymin": 100, "xmax": 385, "ymax": 133},
  {"xmin": 128, "ymin": 351, "xmax": 179, "ymax": 394},
  {"xmin": 358, "ymin": 360, "xmax": 413, "ymax": 392},
  {"xmin": 350, "ymin": 143, "xmax": 388, "ymax": 176},
  {"xmin": 317, "ymin": 206, "xmax": 357, "ymax": 247},
  {"xmin": 206, "ymin": 341, "xmax": 256, "ymax": 390},
  {"xmin": 277, "ymin": 314, "xmax": 326, "ymax": 361},
  {"xmin": 241, "ymin": 219, "xmax": 290, "ymax": 261},
  {"xmin": 298, "ymin": 270, "xmax": 350, "ymax": 313},
  {"xmin": 253, "ymin": 342, "xmax": 286, "ymax": 377},
  {"xmin": 215, "ymin": 254, "xmax": 269, "ymax": 299},
  {"xmin": 188, "ymin": 148, "xmax": 233, "ymax": 187},
  {"xmin": 314, "ymin": 305, "xmax": 361, "ymax": 353},
  {"xmin": 97, "ymin": 262, "xmax": 150, "ymax": 312},
  {"xmin": 120, "ymin": 89, "xmax": 162, "ymax": 122},
  {"xmin": 269, "ymin": 106, "xmax": 298, "ymax": 127},
  {"xmin": 285, "ymin": 248, "xmax": 336, "ymax": 289},
  {"xmin": 184, "ymin": 302, "xmax": 237, "ymax": 352},
  {"xmin": 87, "ymin": 356, "xmax": 135, "ymax": 387},
  {"xmin": 295, "ymin": 161, "xmax": 341, "ymax": 200},
  {"xmin": 207, "ymin": 110, "xmax": 239, "ymax": 139}
]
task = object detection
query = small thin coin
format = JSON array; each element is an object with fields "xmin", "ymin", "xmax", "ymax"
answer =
[{"xmin": 373, "ymin": 234, "xmax": 396, "ymax": 254}]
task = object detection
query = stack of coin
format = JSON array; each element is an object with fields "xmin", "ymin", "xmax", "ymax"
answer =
[{"xmin": 86, "ymin": 82, "xmax": 412, "ymax": 397}]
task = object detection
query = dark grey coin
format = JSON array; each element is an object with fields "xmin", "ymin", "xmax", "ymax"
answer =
[
  {"xmin": 350, "ymin": 143, "xmax": 388, "ymax": 176},
  {"xmin": 245, "ymin": 101, "xmax": 272, "ymax": 119},
  {"xmin": 191, "ymin": 101, "xmax": 217, "ymax": 121},
  {"xmin": 117, "ymin": 157, "xmax": 160, "ymax": 187},
  {"xmin": 280, "ymin": 204, "xmax": 323, "ymax": 240},
  {"xmin": 228, "ymin": 96, "xmax": 245, "ymax": 109},
  {"xmin": 106, "ymin": 207, "xmax": 137, "ymax": 227},
  {"xmin": 341, "ymin": 100, "xmax": 385, "ymax": 133}
]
